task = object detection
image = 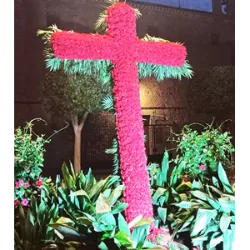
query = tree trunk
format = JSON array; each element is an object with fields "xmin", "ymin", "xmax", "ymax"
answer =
[{"xmin": 71, "ymin": 113, "xmax": 88, "ymax": 173}]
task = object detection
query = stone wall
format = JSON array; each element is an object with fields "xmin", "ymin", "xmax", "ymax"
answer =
[{"xmin": 14, "ymin": 0, "xmax": 235, "ymax": 176}]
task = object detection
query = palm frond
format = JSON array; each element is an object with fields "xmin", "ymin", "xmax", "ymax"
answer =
[
  {"xmin": 105, "ymin": 138, "xmax": 120, "ymax": 176},
  {"xmin": 37, "ymin": 24, "xmax": 62, "ymax": 59},
  {"xmin": 142, "ymin": 34, "xmax": 169, "ymax": 43},
  {"xmin": 134, "ymin": 8, "xmax": 142, "ymax": 18},
  {"xmin": 104, "ymin": 0, "xmax": 119, "ymax": 4},
  {"xmin": 102, "ymin": 95, "xmax": 114, "ymax": 112},
  {"xmin": 94, "ymin": 11, "xmax": 108, "ymax": 33}
]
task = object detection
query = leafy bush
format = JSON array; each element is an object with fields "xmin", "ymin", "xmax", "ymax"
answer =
[
  {"xmin": 148, "ymin": 151, "xmax": 235, "ymax": 250},
  {"xmin": 169, "ymin": 163, "xmax": 235, "ymax": 250},
  {"xmin": 43, "ymin": 164, "xmax": 174, "ymax": 249},
  {"xmin": 36, "ymin": 163, "xmax": 127, "ymax": 249},
  {"xmin": 14, "ymin": 118, "xmax": 68, "ymax": 206},
  {"xmin": 14, "ymin": 119, "xmax": 50, "ymax": 182},
  {"xmin": 173, "ymin": 124, "xmax": 234, "ymax": 178},
  {"xmin": 14, "ymin": 194, "xmax": 59, "ymax": 250}
]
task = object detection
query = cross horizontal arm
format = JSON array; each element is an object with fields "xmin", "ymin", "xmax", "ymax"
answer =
[
  {"xmin": 136, "ymin": 40, "xmax": 187, "ymax": 67},
  {"xmin": 51, "ymin": 31, "xmax": 115, "ymax": 61}
]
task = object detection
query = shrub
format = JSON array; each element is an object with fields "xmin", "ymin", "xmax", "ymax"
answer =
[
  {"xmin": 172, "ymin": 124, "xmax": 234, "ymax": 179},
  {"xmin": 14, "ymin": 119, "xmax": 50, "ymax": 182}
]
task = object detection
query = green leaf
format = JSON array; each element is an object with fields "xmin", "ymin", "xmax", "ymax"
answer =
[
  {"xmin": 190, "ymin": 190, "xmax": 208, "ymax": 201},
  {"xmin": 171, "ymin": 242, "xmax": 189, "ymax": 250},
  {"xmin": 114, "ymin": 231, "xmax": 132, "ymax": 245},
  {"xmin": 111, "ymin": 203, "xmax": 128, "ymax": 214},
  {"xmin": 118, "ymin": 213, "xmax": 130, "ymax": 236},
  {"xmin": 206, "ymin": 197, "xmax": 221, "ymax": 210},
  {"xmin": 173, "ymin": 201, "xmax": 199, "ymax": 209},
  {"xmin": 85, "ymin": 168, "xmax": 95, "ymax": 191},
  {"xmin": 104, "ymin": 175, "xmax": 120, "ymax": 189},
  {"xmin": 223, "ymin": 229, "xmax": 234, "ymax": 250},
  {"xmin": 128, "ymin": 215, "xmax": 143, "ymax": 229},
  {"xmin": 103, "ymin": 188, "xmax": 112, "ymax": 199},
  {"xmin": 170, "ymin": 168, "xmax": 178, "ymax": 186},
  {"xmin": 69, "ymin": 161, "xmax": 76, "ymax": 179},
  {"xmin": 191, "ymin": 208, "xmax": 217, "ymax": 237},
  {"xmin": 96, "ymin": 193, "xmax": 111, "ymax": 214},
  {"xmin": 161, "ymin": 151, "xmax": 169, "ymax": 185},
  {"xmin": 219, "ymin": 215, "xmax": 231, "ymax": 233},
  {"xmin": 179, "ymin": 215, "xmax": 195, "ymax": 232},
  {"xmin": 55, "ymin": 217, "xmax": 74, "ymax": 226},
  {"xmin": 70, "ymin": 189, "xmax": 89, "ymax": 199},
  {"xmin": 157, "ymin": 207, "xmax": 167, "ymax": 224},
  {"xmin": 207, "ymin": 232, "xmax": 223, "ymax": 250},
  {"xmin": 192, "ymin": 179, "xmax": 204, "ymax": 190},
  {"xmin": 61, "ymin": 162, "xmax": 75, "ymax": 189},
  {"xmin": 134, "ymin": 218, "xmax": 153, "ymax": 228},
  {"xmin": 93, "ymin": 222, "xmax": 108, "ymax": 232},
  {"xmin": 132, "ymin": 225, "xmax": 150, "ymax": 249},
  {"xmin": 212, "ymin": 177, "xmax": 220, "ymax": 188},
  {"xmin": 100, "ymin": 213, "xmax": 116, "ymax": 227},
  {"xmin": 98, "ymin": 241, "xmax": 109, "ymax": 250},
  {"xmin": 108, "ymin": 185, "xmax": 124, "ymax": 207},
  {"xmin": 76, "ymin": 216, "xmax": 93, "ymax": 226},
  {"xmin": 14, "ymin": 229, "xmax": 22, "ymax": 248},
  {"xmin": 209, "ymin": 186, "xmax": 224, "ymax": 196},
  {"xmin": 218, "ymin": 198, "xmax": 234, "ymax": 214},
  {"xmin": 88, "ymin": 180, "xmax": 106, "ymax": 199},
  {"xmin": 152, "ymin": 187, "xmax": 166, "ymax": 205},
  {"xmin": 156, "ymin": 168, "xmax": 163, "ymax": 187},
  {"xmin": 171, "ymin": 187, "xmax": 181, "ymax": 202},
  {"xmin": 49, "ymin": 224, "xmax": 81, "ymax": 238},
  {"xmin": 82, "ymin": 212, "xmax": 96, "ymax": 222},
  {"xmin": 218, "ymin": 163, "xmax": 233, "ymax": 194}
]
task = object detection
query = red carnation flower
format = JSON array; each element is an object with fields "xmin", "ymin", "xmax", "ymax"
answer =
[
  {"xmin": 14, "ymin": 200, "xmax": 19, "ymax": 207},
  {"xmin": 36, "ymin": 178, "xmax": 43, "ymax": 187}
]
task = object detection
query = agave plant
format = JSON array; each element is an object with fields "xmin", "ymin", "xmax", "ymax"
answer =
[
  {"xmin": 169, "ymin": 163, "xmax": 235, "ymax": 250},
  {"xmin": 40, "ymin": 163, "xmax": 127, "ymax": 247},
  {"xmin": 42, "ymin": 163, "xmax": 187, "ymax": 250},
  {"xmin": 14, "ymin": 195, "xmax": 59, "ymax": 250},
  {"xmin": 148, "ymin": 151, "xmax": 181, "ymax": 227}
]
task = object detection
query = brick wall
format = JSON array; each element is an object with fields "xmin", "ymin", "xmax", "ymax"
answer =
[{"xmin": 14, "ymin": 0, "xmax": 235, "ymax": 176}]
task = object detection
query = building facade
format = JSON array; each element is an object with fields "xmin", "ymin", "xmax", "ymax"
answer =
[{"xmin": 14, "ymin": 0, "xmax": 235, "ymax": 176}]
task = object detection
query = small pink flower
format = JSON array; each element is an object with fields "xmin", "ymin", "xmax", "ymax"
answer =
[
  {"xmin": 182, "ymin": 136, "xmax": 185, "ymax": 141},
  {"xmin": 199, "ymin": 165, "xmax": 206, "ymax": 171},
  {"xmin": 19, "ymin": 180, "xmax": 25, "ymax": 186},
  {"xmin": 21, "ymin": 199, "xmax": 29, "ymax": 207},
  {"xmin": 25, "ymin": 182, "xmax": 31, "ymax": 188},
  {"xmin": 15, "ymin": 181, "xmax": 21, "ymax": 188}
]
